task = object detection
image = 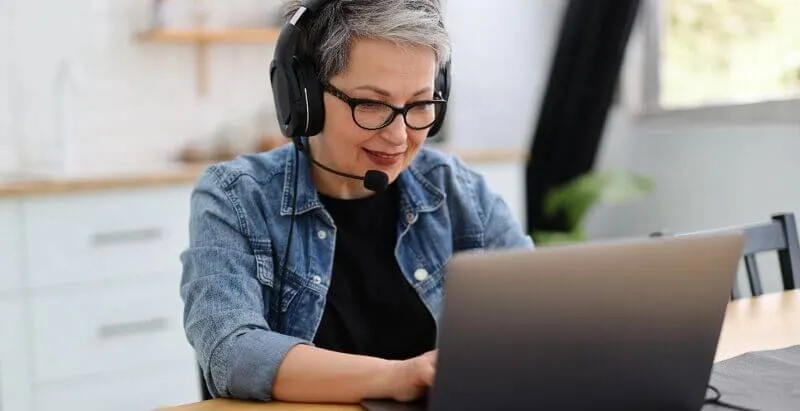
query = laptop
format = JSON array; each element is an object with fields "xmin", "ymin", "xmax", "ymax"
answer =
[{"xmin": 362, "ymin": 231, "xmax": 744, "ymax": 411}]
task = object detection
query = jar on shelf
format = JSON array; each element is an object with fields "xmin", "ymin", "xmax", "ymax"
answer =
[{"xmin": 150, "ymin": 0, "xmax": 177, "ymax": 29}]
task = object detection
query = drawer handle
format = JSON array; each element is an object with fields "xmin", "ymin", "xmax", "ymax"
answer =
[
  {"xmin": 91, "ymin": 227, "xmax": 163, "ymax": 247},
  {"xmin": 97, "ymin": 317, "xmax": 169, "ymax": 339}
]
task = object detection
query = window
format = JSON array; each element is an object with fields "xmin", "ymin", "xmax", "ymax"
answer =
[{"xmin": 635, "ymin": 0, "xmax": 800, "ymax": 115}]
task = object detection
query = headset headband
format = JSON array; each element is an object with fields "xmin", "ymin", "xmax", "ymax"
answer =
[{"xmin": 269, "ymin": 0, "xmax": 450, "ymax": 138}]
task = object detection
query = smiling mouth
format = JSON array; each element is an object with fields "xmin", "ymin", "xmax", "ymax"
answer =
[{"xmin": 363, "ymin": 148, "xmax": 404, "ymax": 159}]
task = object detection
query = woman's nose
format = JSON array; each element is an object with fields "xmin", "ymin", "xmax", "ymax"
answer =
[{"xmin": 380, "ymin": 114, "xmax": 408, "ymax": 146}]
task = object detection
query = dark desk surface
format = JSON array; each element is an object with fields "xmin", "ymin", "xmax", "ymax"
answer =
[{"xmin": 160, "ymin": 290, "xmax": 800, "ymax": 411}]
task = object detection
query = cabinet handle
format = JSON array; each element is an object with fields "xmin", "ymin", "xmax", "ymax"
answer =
[
  {"xmin": 91, "ymin": 227, "xmax": 163, "ymax": 247},
  {"xmin": 97, "ymin": 317, "xmax": 169, "ymax": 339}
]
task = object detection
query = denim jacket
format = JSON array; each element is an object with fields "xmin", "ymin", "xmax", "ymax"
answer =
[{"xmin": 179, "ymin": 143, "xmax": 534, "ymax": 401}]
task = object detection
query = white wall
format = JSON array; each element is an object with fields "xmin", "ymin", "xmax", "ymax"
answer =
[
  {"xmin": 592, "ymin": 113, "xmax": 800, "ymax": 236},
  {"xmin": 445, "ymin": 0, "xmax": 565, "ymax": 149},
  {"xmin": 3, "ymin": 0, "xmax": 283, "ymax": 172},
  {"xmin": 0, "ymin": 0, "xmax": 13, "ymax": 172},
  {"xmin": 0, "ymin": 0, "xmax": 563, "ymax": 173}
]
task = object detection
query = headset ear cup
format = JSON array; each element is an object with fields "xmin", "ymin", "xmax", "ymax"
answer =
[
  {"xmin": 270, "ymin": 60, "xmax": 294, "ymax": 138},
  {"xmin": 294, "ymin": 57, "xmax": 325, "ymax": 136},
  {"xmin": 270, "ymin": 57, "xmax": 309, "ymax": 139}
]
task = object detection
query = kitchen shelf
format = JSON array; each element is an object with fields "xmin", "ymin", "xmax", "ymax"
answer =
[
  {"xmin": 134, "ymin": 27, "xmax": 281, "ymax": 96},
  {"xmin": 135, "ymin": 27, "xmax": 281, "ymax": 44}
]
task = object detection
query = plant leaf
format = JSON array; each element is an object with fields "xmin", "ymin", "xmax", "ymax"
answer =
[
  {"xmin": 543, "ymin": 169, "xmax": 654, "ymax": 229},
  {"xmin": 533, "ymin": 229, "xmax": 587, "ymax": 246}
]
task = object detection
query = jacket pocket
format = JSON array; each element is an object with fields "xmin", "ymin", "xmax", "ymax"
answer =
[{"xmin": 250, "ymin": 239, "xmax": 305, "ymax": 316}]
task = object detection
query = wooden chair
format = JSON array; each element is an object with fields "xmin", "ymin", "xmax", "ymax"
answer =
[{"xmin": 650, "ymin": 213, "xmax": 800, "ymax": 299}]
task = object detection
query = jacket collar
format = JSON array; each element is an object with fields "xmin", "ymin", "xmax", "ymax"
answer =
[{"xmin": 280, "ymin": 141, "xmax": 445, "ymax": 217}]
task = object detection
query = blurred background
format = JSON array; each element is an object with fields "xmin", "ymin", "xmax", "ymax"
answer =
[{"xmin": 0, "ymin": 0, "xmax": 798, "ymax": 410}]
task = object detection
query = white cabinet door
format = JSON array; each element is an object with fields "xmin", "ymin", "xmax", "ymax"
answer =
[
  {"xmin": 34, "ymin": 365, "xmax": 201, "ymax": 411},
  {"xmin": 469, "ymin": 162, "xmax": 527, "ymax": 229},
  {"xmin": 0, "ymin": 201, "xmax": 22, "ymax": 295},
  {"xmin": 22, "ymin": 186, "xmax": 192, "ymax": 288},
  {"xmin": 29, "ymin": 277, "xmax": 196, "ymax": 383},
  {"xmin": 0, "ymin": 298, "xmax": 33, "ymax": 411}
]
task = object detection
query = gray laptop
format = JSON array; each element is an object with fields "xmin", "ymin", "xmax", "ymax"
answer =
[{"xmin": 362, "ymin": 231, "xmax": 744, "ymax": 411}]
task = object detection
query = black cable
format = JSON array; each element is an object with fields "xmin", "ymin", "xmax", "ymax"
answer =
[
  {"xmin": 705, "ymin": 384, "xmax": 760, "ymax": 411},
  {"xmin": 274, "ymin": 139, "xmax": 301, "ymax": 331}
]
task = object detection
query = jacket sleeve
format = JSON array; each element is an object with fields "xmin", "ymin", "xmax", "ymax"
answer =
[
  {"xmin": 179, "ymin": 169, "xmax": 309, "ymax": 401},
  {"xmin": 471, "ymin": 169, "xmax": 535, "ymax": 250}
]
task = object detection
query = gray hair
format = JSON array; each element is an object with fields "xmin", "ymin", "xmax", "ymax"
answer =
[{"xmin": 282, "ymin": 0, "xmax": 451, "ymax": 81}]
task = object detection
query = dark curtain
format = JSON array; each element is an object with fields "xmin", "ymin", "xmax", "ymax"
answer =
[{"xmin": 525, "ymin": 0, "xmax": 642, "ymax": 235}]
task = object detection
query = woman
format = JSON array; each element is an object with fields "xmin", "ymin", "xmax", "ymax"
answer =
[{"xmin": 180, "ymin": 0, "xmax": 533, "ymax": 404}]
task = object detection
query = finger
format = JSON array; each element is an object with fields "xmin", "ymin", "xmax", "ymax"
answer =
[{"xmin": 421, "ymin": 362, "xmax": 436, "ymax": 386}]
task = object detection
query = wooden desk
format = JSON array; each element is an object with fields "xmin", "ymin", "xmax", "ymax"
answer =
[
  {"xmin": 161, "ymin": 290, "xmax": 800, "ymax": 411},
  {"xmin": 714, "ymin": 289, "xmax": 800, "ymax": 361}
]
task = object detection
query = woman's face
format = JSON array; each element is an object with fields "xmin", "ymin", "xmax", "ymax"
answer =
[{"xmin": 310, "ymin": 37, "xmax": 439, "ymax": 198}]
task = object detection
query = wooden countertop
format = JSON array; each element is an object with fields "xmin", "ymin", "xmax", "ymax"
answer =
[
  {"xmin": 159, "ymin": 290, "xmax": 800, "ymax": 411},
  {"xmin": 0, "ymin": 147, "xmax": 526, "ymax": 197},
  {"xmin": 0, "ymin": 162, "xmax": 211, "ymax": 197}
]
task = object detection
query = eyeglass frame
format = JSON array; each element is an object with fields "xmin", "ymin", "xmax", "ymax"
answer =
[{"xmin": 322, "ymin": 82, "xmax": 447, "ymax": 131}]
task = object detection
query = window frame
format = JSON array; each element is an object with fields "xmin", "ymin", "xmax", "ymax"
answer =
[{"xmin": 620, "ymin": 0, "xmax": 800, "ymax": 126}]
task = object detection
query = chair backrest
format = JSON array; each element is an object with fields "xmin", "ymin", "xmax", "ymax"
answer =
[{"xmin": 650, "ymin": 213, "xmax": 800, "ymax": 299}]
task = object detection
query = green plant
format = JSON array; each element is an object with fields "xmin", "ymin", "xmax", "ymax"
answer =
[{"xmin": 533, "ymin": 169, "xmax": 655, "ymax": 245}]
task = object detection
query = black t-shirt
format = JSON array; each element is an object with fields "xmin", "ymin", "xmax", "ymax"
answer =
[{"xmin": 314, "ymin": 183, "xmax": 437, "ymax": 360}]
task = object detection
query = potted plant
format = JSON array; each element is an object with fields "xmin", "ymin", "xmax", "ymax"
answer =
[{"xmin": 533, "ymin": 169, "xmax": 654, "ymax": 245}]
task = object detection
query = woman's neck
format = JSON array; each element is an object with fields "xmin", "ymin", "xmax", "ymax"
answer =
[{"xmin": 306, "ymin": 139, "xmax": 374, "ymax": 200}]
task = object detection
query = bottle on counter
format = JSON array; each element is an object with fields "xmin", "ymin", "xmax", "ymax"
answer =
[{"xmin": 150, "ymin": 0, "xmax": 176, "ymax": 30}]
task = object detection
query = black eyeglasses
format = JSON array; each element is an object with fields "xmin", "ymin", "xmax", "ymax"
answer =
[{"xmin": 323, "ymin": 82, "xmax": 447, "ymax": 131}]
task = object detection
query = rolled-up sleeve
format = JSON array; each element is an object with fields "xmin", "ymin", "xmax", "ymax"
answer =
[{"xmin": 179, "ymin": 170, "xmax": 308, "ymax": 401}]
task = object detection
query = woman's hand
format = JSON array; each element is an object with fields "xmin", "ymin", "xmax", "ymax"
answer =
[
  {"xmin": 273, "ymin": 345, "xmax": 436, "ymax": 404},
  {"xmin": 384, "ymin": 350, "xmax": 438, "ymax": 402}
]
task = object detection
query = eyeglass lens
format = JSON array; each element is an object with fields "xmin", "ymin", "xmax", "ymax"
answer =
[{"xmin": 353, "ymin": 101, "xmax": 441, "ymax": 130}]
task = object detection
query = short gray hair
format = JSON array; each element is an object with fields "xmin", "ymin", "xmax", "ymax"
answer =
[{"xmin": 282, "ymin": 0, "xmax": 451, "ymax": 81}]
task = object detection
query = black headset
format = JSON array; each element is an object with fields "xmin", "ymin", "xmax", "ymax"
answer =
[{"xmin": 269, "ymin": 0, "xmax": 451, "ymax": 140}]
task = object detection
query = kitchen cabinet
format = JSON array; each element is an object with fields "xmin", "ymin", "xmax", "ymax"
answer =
[
  {"xmin": 22, "ymin": 186, "xmax": 191, "ymax": 288},
  {"xmin": 29, "ymin": 276, "xmax": 195, "ymax": 383},
  {"xmin": 0, "ymin": 298, "xmax": 33, "ymax": 411},
  {"xmin": 0, "ymin": 184, "xmax": 202, "ymax": 411},
  {"xmin": 34, "ymin": 365, "xmax": 200, "ymax": 411},
  {"xmin": 0, "ymin": 201, "xmax": 31, "ymax": 410},
  {"xmin": 0, "ymin": 200, "xmax": 22, "ymax": 295}
]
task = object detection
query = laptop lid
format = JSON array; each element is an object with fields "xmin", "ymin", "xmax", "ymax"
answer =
[{"xmin": 427, "ymin": 232, "xmax": 744, "ymax": 411}]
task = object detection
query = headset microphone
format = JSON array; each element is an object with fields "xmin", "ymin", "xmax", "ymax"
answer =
[
  {"xmin": 296, "ymin": 138, "xmax": 390, "ymax": 193},
  {"xmin": 363, "ymin": 170, "xmax": 390, "ymax": 193}
]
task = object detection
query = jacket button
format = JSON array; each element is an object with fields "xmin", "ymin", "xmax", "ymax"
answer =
[
  {"xmin": 311, "ymin": 275, "xmax": 322, "ymax": 285},
  {"xmin": 317, "ymin": 230, "xmax": 327, "ymax": 240},
  {"xmin": 406, "ymin": 212, "xmax": 415, "ymax": 224},
  {"xmin": 414, "ymin": 268, "xmax": 429, "ymax": 282}
]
